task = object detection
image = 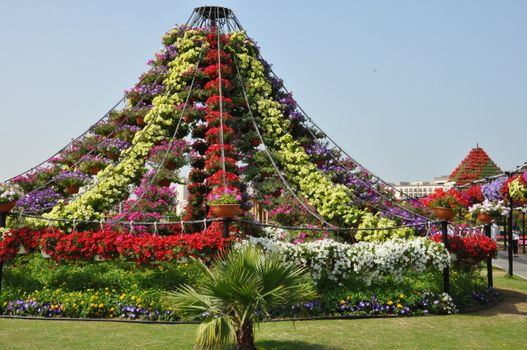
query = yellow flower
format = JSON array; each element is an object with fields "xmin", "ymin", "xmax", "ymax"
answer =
[
  {"xmin": 340, "ymin": 300, "xmax": 345, "ymax": 305},
  {"xmin": 98, "ymin": 303, "xmax": 104, "ymax": 309},
  {"xmin": 387, "ymin": 300, "xmax": 393, "ymax": 305},
  {"xmin": 131, "ymin": 296, "xmax": 136, "ymax": 301},
  {"xmin": 397, "ymin": 303, "xmax": 403, "ymax": 309},
  {"xmin": 110, "ymin": 307, "xmax": 115, "ymax": 312},
  {"xmin": 399, "ymin": 294, "xmax": 405, "ymax": 299}
]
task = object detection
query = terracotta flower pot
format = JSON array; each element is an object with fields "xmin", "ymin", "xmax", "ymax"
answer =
[
  {"xmin": 107, "ymin": 152, "xmax": 119, "ymax": 161},
  {"xmin": 136, "ymin": 116, "xmax": 146, "ymax": 126},
  {"xmin": 477, "ymin": 213, "xmax": 493, "ymax": 224},
  {"xmin": 165, "ymin": 160, "xmax": 178, "ymax": 170},
  {"xmin": 432, "ymin": 207, "xmax": 455, "ymax": 221},
  {"xmin": 66, "ymin": 186, "xmax": 80, "ymax": 195},
  {"xmin": 89, "ymin": 166, "xmax": 101, "ymax": 176},
  {"xmin": 315, "ymin": 159, "xmax": 326, "ymax": 166},
  {"xmin": 0, "ymin": 200, "xmax": 16, "ymax": 214},
  {"xmin": 251, "ymin": 138, "xmax": 261, "ymax": 147},
  {"xmin": 183, "ymin": 114, "xmax": 193, "ymax": 123},
  {"xmin": 158, "ymin": 179, "xmax": 171, "ymax": 187},
  {"xmin": 211, "ymin": 204, "xmax": 240, "ymax": 218}
]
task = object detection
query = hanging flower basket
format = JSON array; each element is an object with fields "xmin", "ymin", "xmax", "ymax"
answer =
[
  {"xmin": 66, "ymin": 186, "xmax": 80, "ymax": 195},
  {"xmin": 211, "ymin": 204, "xmax": 240, "ymax": 218},
  {"xmin": 136, "ymin": 116, "xmax": 146, "ymax": 126},
  {"xmin": 106, "ymin": 152, "xmax": 119, "ymax": 161},
  {"xmin": 183, "ymin": 114, "xmax": 193, "ymax": 123},
  {"xmin": 17, "ymin": 244, "xmax": 27, "ymax": 255},
  {"xmin": 431, "ymin": 207, "xmax": 455, "ymax": 221},
  {"xmin": 0, "ymin": 201, "xmax": 16, "ymax": 214},
  {"xmin": 89, "ymin": 166, "xmax": 101, "ymax": 176},
  {"xmin": 477, "ymin": 213, "xmax": 493, "ymax": 224},
  {"xmin": 158, "ymin": 179, "xmax": 171, "ymax": 187},
  {"xmin": 165, "ymin": 160, "xmax": 178, "ymax": 170}
]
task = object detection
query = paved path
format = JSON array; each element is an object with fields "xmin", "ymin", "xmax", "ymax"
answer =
[{"xmin": 493, "ymin": 250, "xmax": 527, "ymax": 279}]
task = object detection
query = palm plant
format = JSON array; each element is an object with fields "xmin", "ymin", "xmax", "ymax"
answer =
[{"xmin": 165, "ymin": 245, "xmax": 317, "ymax": 350}]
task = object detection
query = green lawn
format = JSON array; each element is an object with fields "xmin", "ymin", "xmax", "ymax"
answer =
[{"xmin": 1, "ymin": 270, "xmax": 526, "ymax": 350}]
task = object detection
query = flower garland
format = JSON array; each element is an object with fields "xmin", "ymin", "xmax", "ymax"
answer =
[
  {"xmin": 41, "ymin": 29, "xmax": 207, "ymax": 224},
  {"xmin": 231, "ymin": 31, "xmax": 363, "ymax": 226}
]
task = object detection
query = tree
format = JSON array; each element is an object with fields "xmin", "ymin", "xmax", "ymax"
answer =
[{"xmin": 165, "ymin": 245, "xmax": 317, "ymax": 350}]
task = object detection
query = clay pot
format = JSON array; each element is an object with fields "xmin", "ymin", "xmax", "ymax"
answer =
[
  {"xmin": 165, "ymin": 160, "xmax": 178, "ymax": 171},
  {"xmin": 0, "ymin": 201, "xmax": 16, "ymax": 214},
  {"xmin": 432, "ymin": 207, "xmax": 455, "ymax": 221},
  {"xmin": 158, "ymin": 179, "xmax": 171, "ymax": 187},
  {"xmin": 66, "ymin": 186, "xmax": 80, "ymax": 195},
  {"xmin": 89, "ymin": 167, "xmax": 101, "ymax": 176},
  {"xmin": 136, "ymin": 116, "xmax": 146, "ymax": 126},
  {"xmin": 478, "ymin": 213, "xmax": 493, "ymax": 224},
  {"xmin": 107, "ymin": 152, "xmax": 119, "ymax": 161},
  {"xmin": 211, "ymin": 204, "xmax": 240, "ymax": 218},
  {"xmin": 251, "ymin": 138, "xmax": 261, "ymax": 147}
]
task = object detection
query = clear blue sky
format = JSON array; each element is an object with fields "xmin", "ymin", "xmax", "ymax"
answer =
[{"xmin": 1, "ymin": 0, "xmax": 526, "ymax": 183}]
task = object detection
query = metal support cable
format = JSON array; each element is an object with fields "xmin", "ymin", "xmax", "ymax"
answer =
[
  {"xmin": 261, "ymin": 62, "xmax": 430, "ymax": 221},
  {"xmin": 10, "ymin": 212, "xmax": 222, "ymax": 227},
  {"xmin": 216, "ymin": 10, "xmax": 228, "ymax": 190},
  {"xmin": 115, "ymin": 45, "xmax": 205, "ymax": 220},
  {"xmin": 3, "ymin": 66, "xmax": 164, "ymax": 184},
  {"xmin": 231, "ymin": 52, "xmax": 334, "ymax": 227}
]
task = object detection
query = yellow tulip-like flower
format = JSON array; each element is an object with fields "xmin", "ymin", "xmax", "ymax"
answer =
[{"xmin": 387, "ymin": 300, "xmax": 394, "ymax": 305}]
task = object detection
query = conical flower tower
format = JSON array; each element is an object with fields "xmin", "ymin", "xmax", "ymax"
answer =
[
  {"xmin": 2, "ymin": 6, "xmax": 428, "ymax": 240},
  {"xmin": 448, "ymin": 146, "xmax": 502, "ymax": 185}
]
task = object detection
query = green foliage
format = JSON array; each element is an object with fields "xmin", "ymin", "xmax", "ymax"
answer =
[
  {"xmin": 3, "ymin": 254, "xmax": 203, "ymax": 291},
  {"xmin": 165, "ymin": 246, "xmax": 317, "ymax": 350}
]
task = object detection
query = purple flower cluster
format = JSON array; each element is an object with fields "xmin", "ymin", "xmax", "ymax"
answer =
[
  {"xmin": 119, "ymin": 305, "xmax": 173, "ymax": 320},
  {"xmin": 52, "ymin": 171, "xmax": 90, "ymax": 185},
  {"xmin": 130, "ymin": 83, "xmax": 165, "ymax": 97},
  {"xmin": 16, "ymin": 188, "xmax": 63, "ymax": 213},
  {"xmin": 481, "ymin": 176, "xmax": 507, "ymax": 201},
  {"xmin": 338, "ymin": 296, "xmax": 409, "ymax": 315},
  {"xmin": 99, "ymin": 138, "xmax": 131, "ymax": 153},
  {"xmin": 4, "ymin": 299, "xmax": 63, "ymax": 318}
]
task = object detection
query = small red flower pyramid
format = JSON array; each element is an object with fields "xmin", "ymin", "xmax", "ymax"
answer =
[{"xmin": 448, "ymin": 145, "xmax": 502, "ymax": 185}]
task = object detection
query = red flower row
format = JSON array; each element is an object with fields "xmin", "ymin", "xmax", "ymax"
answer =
[{"xmin": 0, "ymin": 225, "xmax": 232, "ymax": 265}]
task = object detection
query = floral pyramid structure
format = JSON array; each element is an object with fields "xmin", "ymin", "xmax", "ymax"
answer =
[
  {"xmin": 4, "ymin": 7, "xmax": 428, "ymax": 240},
  {"xmin": 448, "ymin": 146, "xmax": 502, "ymax": 185}
]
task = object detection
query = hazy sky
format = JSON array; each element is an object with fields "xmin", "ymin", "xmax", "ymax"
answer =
[{"xmin": 1, "ymin": 0, "xmax": 526, "ymax": 183}]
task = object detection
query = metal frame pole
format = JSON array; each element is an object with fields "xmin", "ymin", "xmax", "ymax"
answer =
[
  {"xmin": 522, "ymin": 211, "xmax": 526, "ymax": 254},
  {"xmin": 507, "ymin": 199, "xmax": 514, "ymax": 277},
  {"xmin": 441, "ymin": 220, "xmax": 450, "ymax": 294},
  {"xmin": 222, "ymin": 219, "xmax": 230, "ymax": 238},
  {"xmin": 0, "ymin": 213, "xmax": 6, "ymax": 293},
  {"xmin": 484, "ymin": 223, "xmax": 493, "ymax": 288}
]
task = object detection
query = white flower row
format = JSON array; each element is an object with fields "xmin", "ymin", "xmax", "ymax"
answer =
[{"xmin": 237, "ymin": 233, "xmax": 450, "ymax": 286}]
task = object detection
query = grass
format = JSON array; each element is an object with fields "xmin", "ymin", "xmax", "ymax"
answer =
[{"xmin": 0, "ymin": 270, "xmax": 526, "ymax": 350}]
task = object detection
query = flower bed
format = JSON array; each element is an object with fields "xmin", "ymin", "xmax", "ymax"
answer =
[{"xmin": 0, "ymin": 287, "xmax": 177, "ymax": 321}]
